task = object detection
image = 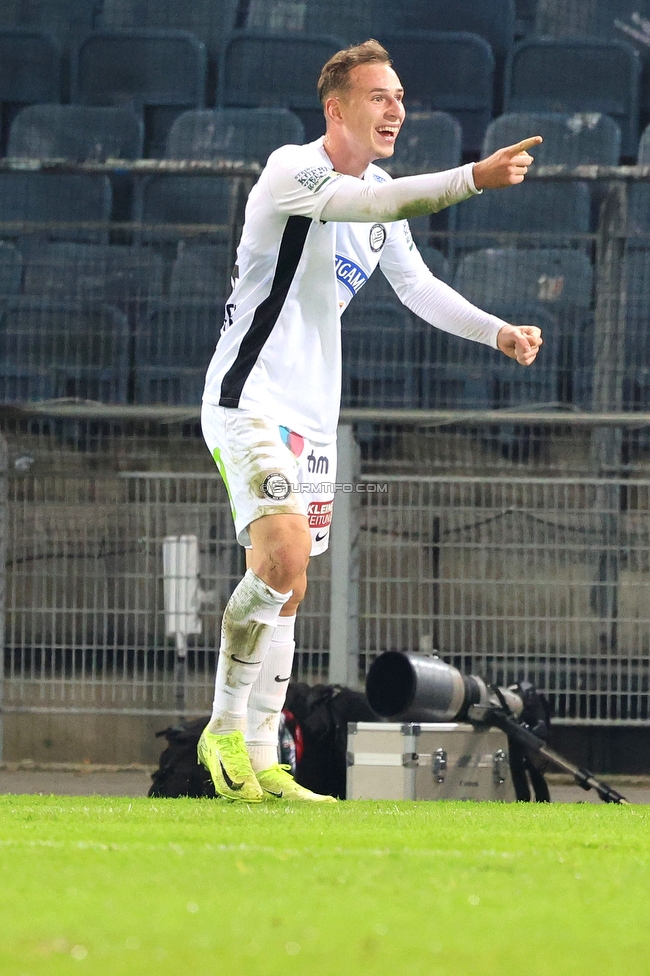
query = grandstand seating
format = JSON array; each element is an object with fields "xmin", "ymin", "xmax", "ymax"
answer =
[
  {"xmin": 341, "ymin": 301, "xmax": 419, "ymax": 408},
  {"xmin": 22, "ymin": 243, "xmax": 163, "ymax": 327},
  {"xmin": 132, "ymin": 174, "xmax": 234, "ymax": 243},
  {"xmin": 0, "ymin": 242, "xmax": 23, "ymax": 298},
  {"xmin": 0, "ymin": 298, "xmax": 129, "ymax": 403},
  {"xmin": 8, "ymin": 104, "xmax": 144, "ymax": 160},
  {"xmin": 380, "ymin": 32, "xmax": 495, "ymax": 155},
  {"xmin": 165, "ymin": 107, "xmax": 305, "ymax": 163},
  {"xmin": 219, "ymin": 32, "xmax": 344, "ymax": 142},
  {"xmin": 0, "ymin": 29, "xmax": 62, "ymax": 152},
  {"xmin": 505, "ymin": 38, "xmax": 641, "ymax": 157},
  {"xmin": 97, "ymin": 0, "xmax": 236, "ymax": 56},
  {"xmin": 384, "ymin": 111, "xmax": 462, "ymax": 175},
  {"xmin": 242, "ymin": 0, "xmax": 373, "ymax": 44},
  {"xmin": 484, "ymin": 111, "xmax": 622, "ymax": 165},
  {"xmin": 168, "ymin": 243, "xmax": 232, "ymax": 301},
  {"xmin": 533, "ymin": 0, "xmax": 645, "ymax": 40},
  {"xmin": 71, "ymin": 29, "xmax": 207, "ymax": 156},
  {"xmin": 398, "ymin": 0, "xmax": 516, "ymax": 60},
  {"xmin": 455, "ymin": 180, "xmax": 591, "ymax": 248},
  {"xmin": 134, "ymin": 299, "xmax": 221, "ymax": 404},
  {"xmin": 0, "ymin": 173, "xmax": 112, "ymax": 243},
  {"xmin": 0, "ymin": 1, "xmax": 96, "ymax": 45}
]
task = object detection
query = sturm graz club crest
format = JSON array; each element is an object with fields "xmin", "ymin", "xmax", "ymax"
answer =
[
  {"xmin": 369, "ymin": 223, "xmax": 387, "ymax": 252},
  {"xmin": 261, "ymin": 473, "xmax": 292, "ymax": 500}
]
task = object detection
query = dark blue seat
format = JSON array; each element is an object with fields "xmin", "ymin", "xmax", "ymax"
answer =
[
  {"xmin": 219, "ymin": 32, "xmax": 346, "ymax": 142},
  {"xmin": 22, "ymin": 243, "xmax": 163, "ymax": 326},
  {"xmin": 341, "ymin": 301, "xmax": 419, "ymax": 408},
  {"xmin": 169, "ymin": 244, "xmax": 232, "ymax": 302},
  {"xmin": 398, "ymin": 0, "xmax": 516, "ymax": 60},
  {"xmin": 242, "ymin": 0, "xmax": 372, "ymax": 43},
  {"xmin": 384, "ymin": 111, "xmax": 462, "ymax": 175},
  {"xmin": 484, "ymin": 112, "xmax": 622, "ymax": 166},
  {"xmin": 505, "ymin": 38, "xmax": 641, "ymax": 157},
  {"xmin": 0, "ymin": 29, "xmax": 62, "ymax": 152},
  {"xmin": 421, "ymin": 303, "xmax": 559, "ymax": 410},
  {"xmin": 380, "ymin": 32, "xmax": 495, "ymax": 155},
  {"xmin": 534, "ymin": 0, "xmax": 641, "ymax": 40},
  {"xmin": 0, "ymin": 173, "xmax": 112, "ymax": 244},
  {"xmin": 165, "ymin": 108, "xmax": 305, "ymax": 164},
  {"xmin": 0, "ymin": 242, "xmax": 23, "ymax": 299},
  {"xmin": 8, "ymin": 104, "xmax": 144, "ymax": 161},
  {"xmin": 71, "ymin": 29, "xmax": 207, "ymax": 157},
  {"xmin": 455, "ymin": 180, "xmax": 591, "ymax": 249},
  {"xmin": 134, "ymin": 299, "xmax": 222, "ymax": 404},
  {"xmin": 98, "ymin": 0, "xmax": 236, "ymax": 57},
  {"xmin": 0, "ymin": 298, "xmax": 129, "ymax": 403},
  {"xmin": 133, "ymin": 174, "xmax": 234, "ymax": 244},
  {"xmin": 454, "ymin": 248, "xmax": 593, "ymax": 404}
]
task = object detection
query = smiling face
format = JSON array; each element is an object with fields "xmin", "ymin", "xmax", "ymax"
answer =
[{"xmin": 324, "ymin": 61, "xmax": 405, "ymax": 173}]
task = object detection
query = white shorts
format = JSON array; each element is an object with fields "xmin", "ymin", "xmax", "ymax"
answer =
[{"xmin": 201, "ymin": 402, "xmax": 337, "ymax": 556}]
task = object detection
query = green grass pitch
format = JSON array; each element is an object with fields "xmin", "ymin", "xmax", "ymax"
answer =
[{"xmin": 1, "ymin": 795, "xmax": 649, "ymax": 976}]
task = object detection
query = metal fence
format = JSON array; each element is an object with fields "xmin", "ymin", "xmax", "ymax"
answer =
[{"xmin": 3, "ymin": 164, "xmax": 650, "ymax": 741}]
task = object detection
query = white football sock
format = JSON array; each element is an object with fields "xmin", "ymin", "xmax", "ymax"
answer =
[
  {"xmin": 246, "ymin": 614, "xmax": 296, "ymax": 772},
  {"xmin": 207, "ymin": 569, "xmax": 291, "ymax": 734}
]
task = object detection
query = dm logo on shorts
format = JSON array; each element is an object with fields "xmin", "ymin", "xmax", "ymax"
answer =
[
  {"xmin": 261, "ymin": 473, "xmax": 292, "ymax": 500},
  {"xmin": 369, "ymin": 223, "xmax": 387, "ymax": 252}
]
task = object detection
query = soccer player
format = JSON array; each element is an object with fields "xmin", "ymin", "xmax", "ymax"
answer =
[{"xmin": 198, "ymin": 39, "xmax": 543, "ymax": 802}]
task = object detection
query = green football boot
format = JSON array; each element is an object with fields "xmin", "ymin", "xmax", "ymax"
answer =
[
  {"xmin": 197, "ymin": 729, "xmax": 264, "ymax": 803},
  {"xmin": 256, "ymin": 764, "xmax": 338, "ymax": 803}
]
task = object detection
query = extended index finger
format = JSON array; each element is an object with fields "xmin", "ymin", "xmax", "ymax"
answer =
[{"xmin": 506, "ymin": 135, "xmax": 543, "ymax": 155}]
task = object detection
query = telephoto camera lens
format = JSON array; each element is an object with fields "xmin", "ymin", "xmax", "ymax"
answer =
[{"xmin": 365, "ymin": 651, "xmax": 523, "ymax": 723}]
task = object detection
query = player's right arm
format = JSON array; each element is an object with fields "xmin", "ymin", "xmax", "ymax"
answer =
[{"xmin": 266, "ymin": 138, "xmax": 542, "ymax": 223}]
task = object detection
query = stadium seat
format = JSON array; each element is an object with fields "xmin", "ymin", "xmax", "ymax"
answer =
[
  {"xmin": 0, "ymin": 29, "xmax": 62, "ymax": 152},
  {"xmin": 219, "ymin": 32, "xmax": 346, "ymax": 141},
  {"xmin": 534, "ymin": 0, "xmax": 642, "ymax": 40},
  {"xmin": 0, "ymin": 242, "xmax": 23, "ymax": 299},
  {"xmin": 242, "ymin": 0, "xmax": 373, "ymax": 43},
  {"xmin": 165, "ymin": 108, "xmax": 305, "ymax": 164},
  {"xmin": 454, "ymin": 248, "xmax": 593, "ymax": 403},
  {"xmin": 484, "ymin": 112, "xmax": 622, "ymax": 166},
  {"xmin": 514, "ymin": 0, "xmax": 537, "ymax": 38},
  {"xmin": 0, "ymin": 0, "xmax": 97, "ymax": 40},
  {"xmin": 0, "ymin": 298, "xmax": 129, "ymax": 403},
  {"xmin": 505, "ymin": 38, "xmax": 641, "ymax": 157},
  {"xmin": 8, "ymin": 104, "xmax": 144, "ymax": 161},
  {"xmin": 134, "ymin": 299, "xmax": 222, "ymax": 404},
  {"xmin": 22, "ymin": 243, "xmax": 163, "ymax": 326},
  {"xmin": 455, "ymin": 180, "xmax": 591, "ymax": 249},
  {"xmin": 383, "ymin": 111, "xmax": 462, "ymax": 175},
  {"xmin": 341, "ymin": 301, "xmax": 419, "ymax": 408},
  {"xmin": 380, "ymin": 32, "xmax": 495, "ymax": 155},
  {"xmin": 169, "ymin": 243, "xmax": 232, "ymax": 302},
  {"xmin": 0, "ymin": 173, "xmax": 112, "ymax": 244},
  {"xmin": 71, "ymin": 29, "xmax": 207, "ymax": 157},
  {"xmin": 132, "ymin": 174, "xmax": 235, "ymax": 244},
  {"xmin": 398, "ymin": 0, "xmax": 516, "ymax": 61},
  {"xmin": 421, "ymin": 304, "xmax": 559, "ymax": 410},
  {"xmin": 98, "ymin": 0, "xmax": 236, "ymax": 57}
]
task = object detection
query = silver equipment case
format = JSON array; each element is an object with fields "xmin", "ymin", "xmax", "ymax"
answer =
[{"xmin": 346, "ymin": 722, "xmax": 516, "ymax": 801}]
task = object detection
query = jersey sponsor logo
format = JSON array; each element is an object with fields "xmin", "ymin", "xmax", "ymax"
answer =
[
  {"xmin": 403, "ymin": 221, "xmax": 415, "ymax": 251},
  {"xmin": 308, "ymin": 499, "xmax": 333, "ymax": 529},
  {"xmin": 369, "ymin": 223, "xmax": 387, "ymax": 252},
  {"xmin": 372, "ymin": 171, "xmax": 388, "ymax": 183},
  {"xmin": 335, "ymin": 254, "xmax": 368, "ymax": 296},
  {"xmin": 315, "ymin": 530, "xmax": 329, "ymax": 542},
  {"xmin": 295, "ymin": 165, "xmax": 334, "ymax": 192},
  {"xmin": 307, "ymin": 450, "xmax": 329, "ymax": 474},
  {"xmin": 261, "ymin": 473, "xmax": 292, "ymax": 500}
]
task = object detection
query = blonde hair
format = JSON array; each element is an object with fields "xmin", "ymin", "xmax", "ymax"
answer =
[{"xmin": 317, "ymin": 39, "xmax": 391, "ymax": 105}]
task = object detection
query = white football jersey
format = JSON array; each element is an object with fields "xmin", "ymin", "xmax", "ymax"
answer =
[{"xmin": 202, "ymin": 138, "xmax": 504, "ymax": 442}]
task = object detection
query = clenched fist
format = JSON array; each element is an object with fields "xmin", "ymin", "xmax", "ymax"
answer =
[
  {"xmin": 473, "ymin": 136, "xmax": 543, "ymax": 191},
  {"xmin": 497, "ymin": 324, "xmax": 543, "ymax": 366}
]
